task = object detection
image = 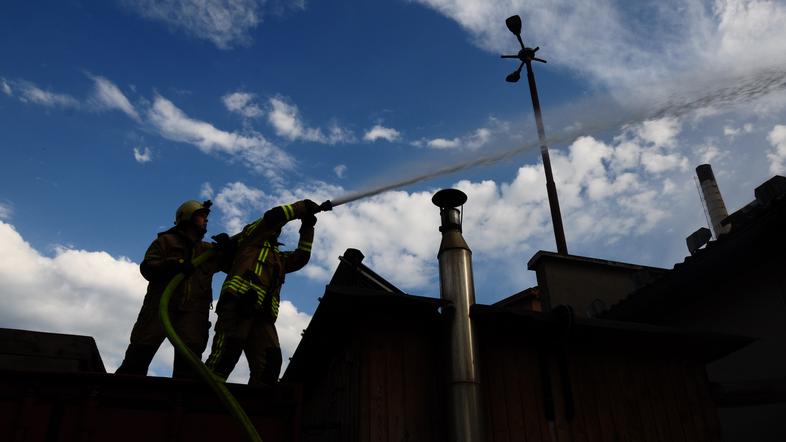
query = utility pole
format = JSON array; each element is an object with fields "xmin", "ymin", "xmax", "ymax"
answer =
[{"xmin": 501, "ymin": 15, "xmax": 568, "ymax": 255}]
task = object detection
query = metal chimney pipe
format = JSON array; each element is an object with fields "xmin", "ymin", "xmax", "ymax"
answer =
[
  {"xmin": 432, "ymin": 189, "xmax": 485, "ymax": 442},
  {"xmin": 696, "ymin": 164, "xmax": 731, "ymax": 238}
]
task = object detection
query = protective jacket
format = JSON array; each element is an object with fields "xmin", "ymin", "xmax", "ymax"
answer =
[
  {"xmin": 217, "ymin": 200, "xmax": 314, "ymax": 321},
  {"xmin": 140, "ymin": 226, "xmax": 223, "ymax": 313},
  {"xmin": 117, "ymin": 225, "xmax": 231, "ymax": 378}
]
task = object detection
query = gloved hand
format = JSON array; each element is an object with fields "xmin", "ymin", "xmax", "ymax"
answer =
[
  {"xmin": 211, "ymin": 233, "xmax": 232, "ymax": 249},
  {"xmin": 302, "ymin": 199, "xmax": 321, "ymax": 216},
  {"xmin": 301, "ymin": 214, "xmax": 317, "ymax": 228}
]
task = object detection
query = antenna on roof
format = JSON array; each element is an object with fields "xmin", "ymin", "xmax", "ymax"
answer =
[{"xmin": 501, "ymin": 15, "xmax": 568, "ymax": 255}]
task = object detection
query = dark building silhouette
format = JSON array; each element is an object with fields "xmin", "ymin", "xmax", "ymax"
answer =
[
  {"xmin": 0, "ymin": 328, "xmax": 302, "ymax": 441},
  {"xmin": 2, "ymin": 175, "xmax": 783, "ymax": 441},
  {"xmin": 282, "ymin": 248, "xmax": 749, "ymax": 441}
]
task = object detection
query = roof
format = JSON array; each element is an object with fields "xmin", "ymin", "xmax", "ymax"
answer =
[
  {"xmin": 601, "ymin": 175, "xmax": 786, "ymax": 321},
  {"xmin": 284, "ymin": 248, "xmax": 754, "ymax": 384},
  {"xmin": 527, "ymin": 250, "xmax": 669, "ymax": 273},
  {"xmin": 472, "ymin": 305, "xmax": 753, "ymax": 363},
  {"xmin": 282, "ymin": 249, "xmax": 446, "ymax": 384}
]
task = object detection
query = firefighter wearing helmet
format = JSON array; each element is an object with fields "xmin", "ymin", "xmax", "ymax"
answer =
[
  {"xmin": 116, "ymin": 199, "xmax": 233, "ymax": 379},
  {"xmin": 205, "ymin": 199, "xmax": 320, "ymax": 385}
]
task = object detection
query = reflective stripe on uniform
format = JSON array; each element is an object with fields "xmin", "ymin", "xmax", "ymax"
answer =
[
  {"xmin": 271, "ymin": 297, "xmax": 280, "ymax": 317},
  {"xmin": 222, "ymin": 275, "xmax": 266, "ymax": 300},
  {"xmin": 282, "ymin": 204, "xmax": 294, "ymax": 221},
  {"xmin": 206, "ymin": 331, "xmax": 225, "ymax": 369},
  {"xmin": 255, "ymin": 288, "xmax": 267, "ymax": 309},
  {"xmin": 297, "ymin": 240, "xmax": 312, "ymax": 252},
  {"xmin": 239, "ymin": 218, "xmax": 262, "ymax": 242},
  {"xmin": 254, "ymin": 241, "xmax": 271, "ymax": 275}
]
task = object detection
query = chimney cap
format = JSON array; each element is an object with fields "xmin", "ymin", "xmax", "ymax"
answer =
[
  {"xmin": 432, "ymin": 188, "xmax": 467, "ymax": 208},
  {"xmin": 696, "ymin": 164, "xmax": 716, "ymax": 182}
]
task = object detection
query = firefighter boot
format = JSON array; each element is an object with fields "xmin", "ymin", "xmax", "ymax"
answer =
[{"xmin": 115, "ymin": 344, "xmax": 158, "ymax": 376}]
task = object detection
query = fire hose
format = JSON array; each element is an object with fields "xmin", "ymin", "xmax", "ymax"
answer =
[
  {"xmin": 159, "ymin": 248, "xmax": 263, "ymax": 442},
  {"xmin": 157, "ymin": 200, "xmax": 334, "ymax": 442}
]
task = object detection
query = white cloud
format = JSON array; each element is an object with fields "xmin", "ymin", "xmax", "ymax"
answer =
[
  {"xmin": 0, "ymin": 202, "xmax": 12, "ymax": 221},
  {"xmin": 636, "ymin": 117, "xmax": 680, "ymax": 148},
  {"xmin": 267, "ymin": 96, "xmax": 355, "ymax": 144},
  {"xmin": 90, "ymin": 75, "xmax": 140, "ymax": 120},
  {"xmin": 206, "ymin": 117, "xmax": 707, "ymax": 294},
  {"xmin": 133, "ymin": 147, "xmax": 152, "ymax": 163},
  {"xmin": 427, "ymin": 137, "xmax": 461, "ymax": 149},
  {"xmin": 1, "ymin": 78, "xmax": 11, "ymax": 96},
  {"xmin": 200, "ymin": 182, "xmax": 215, "ymax": 200},
  {"xmin": 147, "ymin": 95, "xmax": 295, "ymax": 180},
  {"xmin": 411, "ymin": 0, "xmax": 786, "ymax": 109},
  {"xmin": 222, "ymin": 91, "xmax": 263, "ymax": 118},
  {"xmin": 334, "ymin": 164, "xmax": 347, "ymax": 178},
  {"xmin": 211, "ymin": 181, "xmax": 269, "ymax": 234},
  {"xmin": 363, "ymin": 125, "xmax": 401, "ymax": 142},
  {"xmin": 724, "ymin": 122, "xmax": 754, "ymax": 137},
  {"xmin": 0, "ymin": 221, "xmax": 147, "ymax": 373},
  {"xmin": 418, "ymin": 118, "xmax": 505, "ymax": 150},
  {"xmin": 767, "ymin": 124, "xmax": 786, "ymax": 174},
  {"xmin": 17, "ymin": 81, "xmax": 79, "ymax": 108},
  {"xmin": 0, "ymin": 220, "xmax": 311, "ymax": 382},
  {"xmin": 467, "ymin": 127, "xmax": 492, "ymax": 149},
  {"xmin": 695, "ymin": 143, "xmax": 728, "ymax": 164},
  {"xmin": 124, "ymin": 0, "xmax": 265, "ymax": 49}
]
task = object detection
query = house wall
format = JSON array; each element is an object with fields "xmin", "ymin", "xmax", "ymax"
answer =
[
  {"xmin": 479, "ymin": 332, "xmax": 723, "ymax": 442},
  {"xmin": 298, "ymin": 313, "xmax": 446, "ymax": 442},
  {"xmin": 0, "ymin": 370, "xmax": 302, "ymax": 442},
  {"xmin": 653, "ymin": 257, "xmax": 786, "ymax": 442},
  {"xmin": 532, "ymin": 257, "xmax": 665, "ymax": 317}
]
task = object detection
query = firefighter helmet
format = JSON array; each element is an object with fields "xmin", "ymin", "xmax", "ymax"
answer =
[{"xmin": 174, "ymin": 200, "xmax": 212, "ymax": 225}]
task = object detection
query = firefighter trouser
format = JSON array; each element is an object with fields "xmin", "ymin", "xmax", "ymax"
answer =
[
  {"xmin": 205, "ymin": 309, "xmax": 282, "ymax": 386},
  {"xmin": 115, "ymin": 293, "xmax": 211, "ymax": 379}
]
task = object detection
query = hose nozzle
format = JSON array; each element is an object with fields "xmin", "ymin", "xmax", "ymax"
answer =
[{"xmin": 319, "ymin": 200, "xmax": 333, "ymax": 212}]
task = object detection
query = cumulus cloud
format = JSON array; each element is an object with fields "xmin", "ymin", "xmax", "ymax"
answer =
[
  {"xmin": 89, "ymin": 75, "xmax": 140, "ymax": 120},
  {"xmin": 222, "ymin": 91, "xmax": 263, "ymax": 118},
  {"xmin": 334, "ymin": 164, "xmax": 347, "ymax": 178},
  {"xmin": 0, "ymin": 220, "xmax": 311, "ymax": 382},
  {"xmin": 0, "ymin": 221, "xmax": 147, "ymax": 372},
  {"xmin": 205, "ymin": 117, "xmax": 704, "ymax": 293},
  {"xmin": 211, "ymin": 181, "xmax": 269, "ymax": 234},
  {"xmin": 363, "ymin": 125, "xmax": 401, "ymax": 142},
  {"xmin": 16, "ymin": 81, "xmax": 79, "ymax": 108},
  {"xmin": 267, "ymin": 96, "xmax": 355, "ymax": 144},
  {"xmin": 147, "ymin": 95, "xmax": 295, "ymax": 180},
  {"xmin": 767, "ymin": 124, "xmax": 786, "ymax": 174},
  {"xmin": 124, "ymin": 0, "xmax": 264, "ymax": 49},
  {"xmin": 133, "ymin": 146, "xmax": 152, "ymax": 163}
]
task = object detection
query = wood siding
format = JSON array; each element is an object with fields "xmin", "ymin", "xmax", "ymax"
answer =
[
  {"xmin": 480, "ymin": 336, "xmax": 723, "ymax": 442},
  {"xmin": 299, "ymin": 314, "xmax": 446, "ymax": 442}
]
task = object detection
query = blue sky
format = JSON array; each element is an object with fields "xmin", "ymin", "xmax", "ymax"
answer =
[{"xmin": 2, "ymin": 0, "xmax": 786, "ymax": 381}]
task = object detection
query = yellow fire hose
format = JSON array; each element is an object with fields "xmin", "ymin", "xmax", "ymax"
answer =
[{"xmin": 159, "ymin": 249, "xmax": 262, "ymax": 442}]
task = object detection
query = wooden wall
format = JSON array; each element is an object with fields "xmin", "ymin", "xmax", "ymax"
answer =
[
  {"xmin": 299, "ymin": 314, "xmax": 446, "ymax": 442},
  {"xmin": 481, "ymin": 338, "xmax": 723, "ymax": 442}
]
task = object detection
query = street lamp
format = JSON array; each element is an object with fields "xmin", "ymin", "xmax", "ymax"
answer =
[{"xmin": 501, "ymin": 14, "xmax": 568, "ymax": 255}]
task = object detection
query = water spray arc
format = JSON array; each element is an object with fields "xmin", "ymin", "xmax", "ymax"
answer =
[
  {"xmin": 323, "ymin": 67, "xmax": 786, "ymax": 212},
  {"xmin": 501, "ymin": 14, "xmax": 568, "ymax": 255}
]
